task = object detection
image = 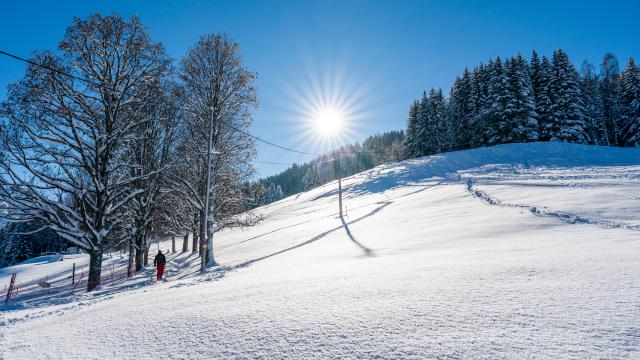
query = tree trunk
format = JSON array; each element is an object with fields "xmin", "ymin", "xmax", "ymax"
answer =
[
  {"xmin": 134, "ymin": 231, "xmax": 144, "ymax": 272},
  {"xmin": 192, "ymin": 214, "xmax": 199, "ymax": 253},
  {"xmin": 128, "ymin": 237, "xmax": 134, "ymax": 277},
  {"xmin": 182, "ymin": 232, "xmax": 189, "ymax": 253},
  {"xmin": 87, "ymin": 247, "xmax": 103, "ymax": 292},
  {"xmin": 144, "ymin": 246, "xmax": 149, "ymax": 266},
  {"xmin": 205, "ymin": 208, "xmax": 216, "ymax": 267},
  {"xmin": 172, "ymin": 236, "xmax": 176, "ymax": 253},
  {"xmin": 135, "ymin": 248, "xmax": 144, "ymax": 271},
  {"xmin": 192, "ymin": 228, "xmax": 198, "ymax": 253},
  {"xmin": 199, "ymin": 212, "xmax": 205, "ymax": 256}
]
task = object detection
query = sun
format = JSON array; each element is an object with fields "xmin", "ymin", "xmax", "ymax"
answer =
[
  {"xmin": 314, "ymin": 107, "xmax": 344, "ymax": 137},
  {"xmin": 276, "ymin": 56, "xmax": 379, "ymax": 153}
]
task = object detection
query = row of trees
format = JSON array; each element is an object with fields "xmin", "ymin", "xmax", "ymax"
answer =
[
  {"xmin": 0, "ymin": 14, "xmax": 258, "ymax": 290},
  {"xmin": 404, "ymin": 49, "xmax": 640, "ymax": 158},
  {"xmin": 255, "ymin": 131, "xmax": 404, "ymax": 204}
]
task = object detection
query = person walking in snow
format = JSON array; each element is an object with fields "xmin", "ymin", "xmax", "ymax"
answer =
[{"xmin": 154, "ymin": 250, "xmax": 167, "ymax": 280}]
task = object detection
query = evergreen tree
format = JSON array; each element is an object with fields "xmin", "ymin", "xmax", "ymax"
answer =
[
  {"xmin": 429, "ymin": 88, "xmax": 448, "ymax": 152},
  {"xmin": 467, "ymin": 64, "xmax": 487, "ymax": 141},
  {"xmin": 600, "ymin": 53, "xmax": 622, "ymax": 145},
  {"xmin": 265, "ymin": 183, "xmax": 284, "ymax": 203},
  {"xmin": 548, "ymin": 49, "xmax": 588, "ymax": 143},
  {"xmin": 580, "ymin": 61, "xmax": 607, "ymax": 145},
  {"xmin": 402, "ymin": 100, "xmax": 420, "ymax": 158},
  {"xmin": 415, "ymin": 91, "xmax": 431, "ymax": 156},
  {"xmin": 533, "ymin": 56, "xmax": 554, "ymax": 140},
  {"xmin": 485, "ymin": 57, "xmax": 509, "ymax": 144},
  {"xmin": 504, "ymin": 54, "xmax": 539, "ymax": 142},
  {"xmin": 302, "ymin": 167, "xmax": 322, "ymax": 190},
  {"xmin": 530, "ymin": 51, "xmax": 542, "ymax": 98},
  {"xmin": 448, "ymin": 71, "xmax": 472, "ymax": 150},
  {"xmin": 619, "ymin": 58, "xmax": 640, "ymax": 146}
]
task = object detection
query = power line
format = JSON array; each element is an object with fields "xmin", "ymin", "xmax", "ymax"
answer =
[
  {"xmin": 0, "ymin": 49, "xmax": 311, "ymax": 156},
  {"xmin": 223, "ymin": 122, "xmax": 309, "ymax": 155},
  {"xmin": 0, "ymin": 50, "xmax": 103, "ymax": 88},
  {"xmin": 252, "ymin": 160, "xmax": 296, "ymax": 166}
]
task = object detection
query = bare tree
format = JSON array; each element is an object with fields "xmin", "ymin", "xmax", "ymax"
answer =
[
  {"xmin": 0, "ymin": 14, "xmax": 169, "ymax": 291},
  {"xmin": 126, "ymin": 82, "xmax": 182, "ymax": 271},
  {"xmin": 179, "ymin": 34, "xmax": 257, "ymax": 270}
]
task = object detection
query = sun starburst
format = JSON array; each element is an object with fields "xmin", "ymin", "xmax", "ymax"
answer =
[{"xmin": 273, "ymin": 56, "xmax": 378, "ymax": 155}]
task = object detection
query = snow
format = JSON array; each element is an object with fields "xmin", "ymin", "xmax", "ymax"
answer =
[
  {"xmin": 1, "ymin": 254, "xmax": 80, "ymax": 284},
  {"xmin": 1, "ymin": 142, "xmax": 640, "ymax": 359},
  {"xmin": 15, "ymin": 254, "xmax": 63, "ymax": 266}
]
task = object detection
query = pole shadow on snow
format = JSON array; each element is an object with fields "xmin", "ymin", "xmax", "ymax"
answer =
[{"xmin": 340, "ymin": 215, "xmax": 375, "ymax": 256}]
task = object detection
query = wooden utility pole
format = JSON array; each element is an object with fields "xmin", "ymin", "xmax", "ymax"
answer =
[
  {"xmin": 338, "ymin": 177, "xmax": 343, "ymax": 217},
  {"xmin": 336, "ymin": 157, "xmax": 344, "ymax": 218}
]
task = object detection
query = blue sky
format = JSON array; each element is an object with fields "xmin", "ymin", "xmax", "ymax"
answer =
[{"xmin": 1, "ymin": 0, "xmax": 639, "ymax": 177}]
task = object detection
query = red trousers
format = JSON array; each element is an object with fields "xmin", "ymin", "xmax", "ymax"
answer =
[{"xmin": 156, "ymin": 263, "xmax": 165, "ymax": 280}]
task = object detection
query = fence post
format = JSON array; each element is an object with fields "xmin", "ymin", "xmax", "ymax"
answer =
[
  {"xmin": 72, "ymin": 263, "xmax": 76, "ymax": 286},
  {"xmin": 4, "ymin": 273, "xmax": 16, "ymax": 304}
]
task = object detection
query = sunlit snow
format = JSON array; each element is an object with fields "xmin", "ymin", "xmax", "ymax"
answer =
[{"xmin": 1, "ymin": 142, "xmax": 639, "ymax": 359}]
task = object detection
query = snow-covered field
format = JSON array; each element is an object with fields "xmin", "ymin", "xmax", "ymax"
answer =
[{"xmin": 1, "ymin": 142, "xmax": 639, "ymax": 359}]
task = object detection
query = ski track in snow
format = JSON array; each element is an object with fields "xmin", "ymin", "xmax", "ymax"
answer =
[{"xmin": 466, "ymin": 178, "xmax": 640, "ymax": 232}]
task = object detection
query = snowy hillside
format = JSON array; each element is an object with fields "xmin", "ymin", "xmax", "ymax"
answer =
[{"xmin": 1, "ymin": 142, "xmax": 640, "ymax": 359}]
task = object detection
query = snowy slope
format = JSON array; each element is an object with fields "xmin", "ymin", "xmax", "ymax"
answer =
[{"xmin": 1, "ymin": 142, "xmax": 640, "ymax": 359}]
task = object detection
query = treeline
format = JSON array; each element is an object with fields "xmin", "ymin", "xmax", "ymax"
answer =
[
  {"xmin": 0, "ymin": 14, "xmax": 258, "ymax": 290},
  {"xmin": 0, "ymin": 221, "xmax": 64, "ymax": 267},
  {"xmin": 251, "ymin": 131, "xmax": 404, "ymax": 204},
  {"xmin": 403, "ymin": 49, "xmax": 640, "ymax": 158}
]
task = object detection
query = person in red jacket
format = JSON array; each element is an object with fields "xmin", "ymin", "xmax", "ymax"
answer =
[{"xmin": 153, "ymin": 250, "xmax": 167, "ymax": 280}]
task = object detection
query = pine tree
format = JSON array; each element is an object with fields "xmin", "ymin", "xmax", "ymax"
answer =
[
  {"xmin": 302, "ymin": 167, "xmax": 322, "ymax": 190},
  {"xmin": 470, "ymin": 63, "xmax": 491, "ymax": 148},
  {"xmin": 530, "ymin": 51, "xmax": 542, "ymax": 98},
  {"xmin": 619, "ymin": 58, "xmax": 640, "ymax": 146},
  {"xmin": 448, "ymin": 70, "xmax": 472, "ymax": 150},
  {"xmin": 600, "ymin": 53, "xmax": 622, "ymax": 145},
  {"xmin": 580, "ymin": 61, "xmax": 607, "ymax": 145},
  {"xmin": 533, "ymin": 56, "xmax": 554, "ymax": 140},
  {"xmin": 265, "ymin": 183, "xmax": 284, "ymax": 203},
  {"xmin": 485, "ymin": 57, "xmax": 510, "ymax": 144},
  {"xmin": 504, "ymin": 54, "xmax": 539, "ymax": 142},
  {"xmin": 548, "ymin": 49, "xmax": 589, "ymax": 143},
  {"xmin": 402, "ymin": 100, "xmax": 420, "ymax": 158},
  {"xmin": 430, "ymin": 88, "xmax": 448, "ymax": 152},
  {"xmin": 415, "ymin": 91, "xmax": 431, "ymax": 156},
  {"xmin": 467, "ymin": 64, "xmax": 487, "ymax": 137}
]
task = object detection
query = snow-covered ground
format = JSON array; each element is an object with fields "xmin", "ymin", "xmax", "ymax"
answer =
[{"xmin": 1, "ymin": 142, "xmax": 639, "ymax": 359}]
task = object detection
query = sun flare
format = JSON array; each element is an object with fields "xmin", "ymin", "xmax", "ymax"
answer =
[
  {"xmin": 277, "ymin": 58, "xmax": 380, "ymax": 153},
  {"xmin": 313, "ymin": 107, "xmax": 344, "ymax": 136}
]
